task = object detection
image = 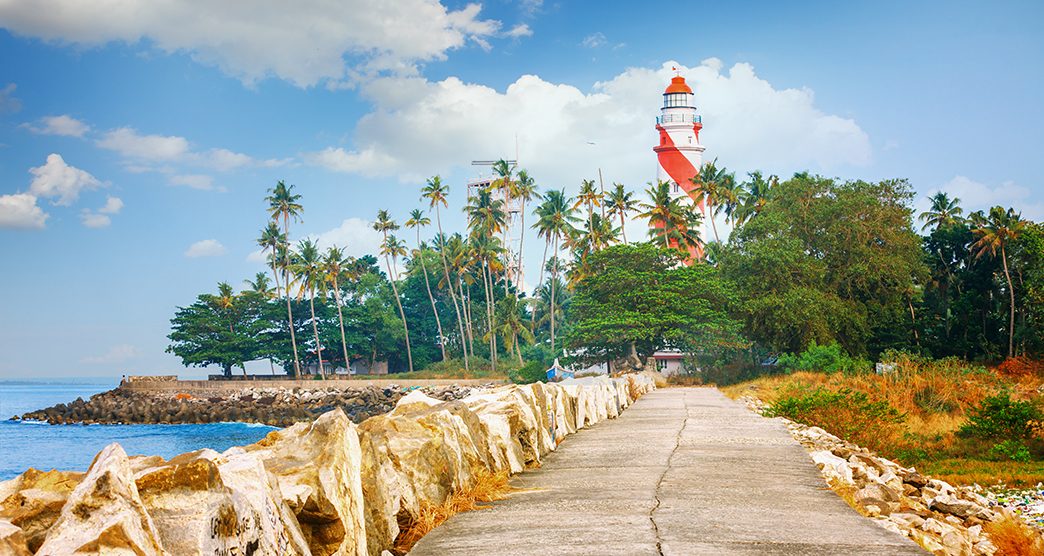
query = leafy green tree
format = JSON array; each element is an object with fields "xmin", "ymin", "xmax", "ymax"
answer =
[
  {"xmin": 167, "ymin": 284, "xmax": 268, "ymax": 376},
  {"xmin": 567, "ymin": 243, "xmax": 747, "ymax": 368},
  {"xmin": 719, "ymin": 174, "xmax": 927, "ymax": 355}
]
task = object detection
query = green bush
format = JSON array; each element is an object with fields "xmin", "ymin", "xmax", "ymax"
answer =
[
  {"xmin": 777, "ymin": 342, "xmax": 870, "ymax": 374},
  {"xmin": 959, "ymin": 393, "xmax": 1042, "ymax": 441},
  {"xmin": 508, "ymin": 360, "xmax": 546, "ymax": 384},
  {"xmin": 989, "ymin": 439, "xmax": 1032, "ymax": 463},
  {"xmin": 767, "ymin": 387, "xmax": 905, "ymax": 449}
]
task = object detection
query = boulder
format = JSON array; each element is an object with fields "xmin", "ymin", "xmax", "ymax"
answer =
[
  {"xmin": 35, "ymin": 444, "xmax": 165, "ymax": 555},
  {"xmin": 0, "ymin": 469, "xmax": 83, "ymax": 552},
  {"xmin": 0, "ymin": 519, "xmax": 31, "ymax": 556},
  {"xmin": 922, "ymin": 517, "xmax": 972, "ymax": 556},
  {"xmin": 854, "ymin": 483, "xmax": 900, "ymax": 515},
  {"xmin": 810, "ymin": 451, "xmax": 853, "ymax": 484}
]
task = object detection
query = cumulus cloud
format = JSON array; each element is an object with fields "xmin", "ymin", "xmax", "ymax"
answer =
[
  {"xmin": 0, "ymin": 0, "xmax": 501, "ymax": 87},
  {"xmin": 97, "ymin": 127, "xmax": 286, "ymax": 175},
  {"xmin": 97, "ymin": 127, "xmax": 190, "ymax": 162},
  {"xmin": 185, "ymin": 239, "xmax": 226, "ymax": 258},
  {"xmin": 505, "ymin": 24, "xmax": 532, "ymax": 39},
  {"xmin": 81, "ymin": 344, "xmax": 138, "ymax": 364},
  {"xmin": 0, "ymin": 193, "xmax": 47, "ymax": 229},
  {"xmin": 28, "ymin": 153, "xmax": 102, "ymax": 206},
  {"xmin": 305, "ymin": 60, "xmax": 872, "ymax": 190},
  {"xmin": 922, "ymin": 176, "xmax": 1044, "ymax": 222},
  {"xmin": 23, "ymin": 114, "xmax": 89, "ymax": 137},
  {"xmin": 0, "ymin": 83, "xmax": 20, "ymax": 113},
  {"xmin": 80, "ymin": 195, "xmax": 123, "ymax": 228}
]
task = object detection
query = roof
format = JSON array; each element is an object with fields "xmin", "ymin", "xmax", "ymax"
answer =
[{"xmin": 664, "ymin": 76, "xmax": 692, "ymax": 95}]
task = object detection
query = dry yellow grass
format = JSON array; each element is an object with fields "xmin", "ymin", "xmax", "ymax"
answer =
[
  {"xmin": 986, "ymin": 514, "xmax": 1044, "ymax": 555},
  {"xmin": 392, "ymin": 468, "xmax": 513, "ymax": 553}
]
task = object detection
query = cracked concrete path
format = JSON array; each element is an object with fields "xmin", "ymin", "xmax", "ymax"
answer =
[{"xmin": 409, "ymin": 388, "xmax": 925, "ymax": 555}]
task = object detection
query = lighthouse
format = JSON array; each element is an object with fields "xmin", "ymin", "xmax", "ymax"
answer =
[{"xmin": 653, "ymin": 73, "xmax": 707, "ymax": 255}]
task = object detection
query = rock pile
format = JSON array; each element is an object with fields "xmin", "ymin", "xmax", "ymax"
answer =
[
  {"xmin": 0, "ymin": 374, "xmax": 656, "ymax": 555},
  {"xmin": 742, "ymin": 396, "xmax": 1022, "ymax": 555},
  {"xmin": 14, "ymin": 384, "xmax": 481, "ymax": 427}
]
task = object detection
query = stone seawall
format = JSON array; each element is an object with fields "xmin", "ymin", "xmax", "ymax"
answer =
[{"xmin": 0, "ymin": 374, "xmax": 656, "ymax": 555}]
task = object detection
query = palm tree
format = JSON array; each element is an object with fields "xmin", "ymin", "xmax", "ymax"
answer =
[
  {"xmin": 733, "ymin": 171, "xmax": 776, "ymax": 226},
  {"xmin": 421, "ymin": 176, "xmax": 469, "ymax": 370},
  {"xmin": 971, "ymin": 206, "xmax": 1026, "ymax": 358},
  {"xmin": 322, "ymin": 246, "xmax": 353, "ymax": 376},
  {"xmin": 639, "ymin": 181, "xmax": 688, "ymax": 249},
  {"xmin": 265, "ymin": 181, "xmax": 303, "ymax": 379},
  {"xmin": 607, "ymin": 183, "xmax": 638, "ymax": 244},
  {"xmin": 293, "ymin": 239, "xmax": 326, "ymax": 378},
  {"xmin": 492, "ymin": 295, "xmax": 535, "ymax": 363},
  {"xmin": 690, "ymin": 159, "xmax": 733, "ymax": 243},
  {"xmin": 515, "ymin": 170, "xmax": 538, "ymax": 291},
  {"xmin": 375, "ymin": 211, "xmax": 414, "ymax": 373},
  {"xmin": 574, "ymin": 179, "xmax": 602, "ymax": 234},
  {"xmin": 919, "ymin": 192, "xmax": 965, "ymax": 231},
  {"xmin": 466, "ymin": 191, "xmax": 508, "ymax": 370},
  {"xmin": 533, "ymin": 189, "xmax": 578, "ymax": 353},
  {"xmin": 406, "ymin": 208, "xmax": 446, "ymax": 361},
  {"xmin": 244, "ymin": 272, "xmax": 273, "ymax": 298}
]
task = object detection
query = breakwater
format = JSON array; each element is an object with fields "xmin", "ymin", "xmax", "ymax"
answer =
[
  {"xmin": 0, "ymin": 374, "xmax": 656, "ymax": 555},
  {"xmin": 16, "ymin": 382, "xmax": 486, "ymax": 427}
]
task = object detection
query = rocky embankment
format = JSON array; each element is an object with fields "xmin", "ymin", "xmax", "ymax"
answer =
[
  {"xmin": 0, "ymin": 374, "xmax": 656, "ymax": 555},
  {"xmin": 14, "ymin": 384, "xmax": 479, "ymax": 427},
  {"xmin": 743, "ymin": 397, "xmax": 1038, "ymax": 555}
]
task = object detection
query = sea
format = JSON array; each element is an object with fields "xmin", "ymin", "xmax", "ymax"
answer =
[{"xmin": 0, "ymin": 378, "xmax": 278, "ymax": 481}]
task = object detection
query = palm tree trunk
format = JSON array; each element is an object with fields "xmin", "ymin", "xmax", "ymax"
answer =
[
  {"xmin": 267, "ymin": 255, "xmax": 284, "ymax": 376},
  {"xmin": 518, "ymin": 198, "xmax": 527, "ymax": 297},
  {"xmin": 550, "ymin": 234, "xmax": 558, "ymax": 354},
  {"xmin": 308, "ymin": 288, "xmax": 326, "ymax": 378},
  {"xmin": 907, "ymin": 295, "xmax": 920, "ymax": 347},
  {"xmin": 619, "ymin": 213, "xmax": 628, "ymax": 244},
  {"xmin": 1002, "ymin": 244, "xmax": 1015, "ymax": 358},
  {"xmin": 387, "ymin": 255, "xmax": 414, "ymax": 372},
  {"xmin": 332, "ymin": 277, "xmax": 351, "ymax": 378},
  {"xmin": 460, "ymin": 277, "xmax": 475, "ymax": 357},
  {"xmin": 532, "ymin": 238, "xmax": 549, "ymax": 333},
  {"xmin": 482, "ymin": 260, "xmax": 496, "ymax": 371},
  {"xmin": 435, "ymin": 208, "xmax": 469, "ymax": 370},
  {"xmin": 708, "ymin": 201, "xmax": 720, "ymax": 243},
  {"xmin": 416, "ymin": 236, "xmax": 446, "ymax": 361},
  {"xmin": 282, "ymin": 215, "xmax": 301, "ymax": 379}
]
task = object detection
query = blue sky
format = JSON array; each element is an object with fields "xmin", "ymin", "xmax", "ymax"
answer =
[{"xmin": 0, "ymin": 0, "xmax": 1041, "ymax": 378}]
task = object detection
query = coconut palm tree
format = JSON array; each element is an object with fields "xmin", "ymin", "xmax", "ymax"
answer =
[
  {"xmin": 492, "ymin": 295, "xmax": 535, "ymax": 363},
  {"xmin": 971, "ymin": 206, "xmax": 1026, "ymax": 358},
  {"xmin": 515, "ymin": 170, "xmax": 538, "ymax": 291},
  {"xmin": 533, "ymin": 189, "xmax": 578, "ymax": 353},
  {"xmin": 421, "ymin": 176, "xmax": 469, "ymax": 370},
  {"xmin": 607, "ymin": 183, "xmax": 638, "ymax": 244},
  {"xmin": 375, "ymin": 211, "xmax": 414, "ymax": 373},
  {"xmin": 244, "ymin": 272, "xmax": 274, "ymax": 298},
  {"xmin": 639, "ymin": 181, "xmax": 688, "ymax": 249},
  {"xmin": 733, "ymin": 171, "xmax": 776, "ymax": 226},
  {"xmin": 690, "ymin": 159, "xmax": 733, "ymax": 243},
  {"xmin": 466, "ymin": 190, "xmax": 508, "ymax": 369},
  {"xmin": 919, "ymin": 192, "xmax": 965, "ymax": 232},
  {"xmin": 406, "ymin": 208, "xmax": 446, "ymax": 361},
  {"xmin": 265, "ymin": 181, "xmax": 303, "ymax": 379},
  {"xmin": 322, "ymin": 246, "xmax": 353, "ymax": 376},
  {"xmin": 292, "ymin": 239, "xmax": 327, "ymax": 378},
  {"xmin": 574, "ymin": 179, "xmax": 602, "ymax": 234}
]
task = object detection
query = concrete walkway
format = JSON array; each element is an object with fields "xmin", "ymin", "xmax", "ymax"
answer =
[{"xmin": 410, "ymin": 388, "xmax": 925, "ymax": 555}]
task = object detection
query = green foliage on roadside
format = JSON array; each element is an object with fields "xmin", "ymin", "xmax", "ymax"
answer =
[
  {"xmin": 767, "ymin": 386, "xmax": 906, "ymax": 447},
  {"xmin": 959, "ymin": 392, "xmax": 1042, "ymax": 441},
  {"xmin": 777, "ymin": 341, "xmax": 871, "ymax": 374}
]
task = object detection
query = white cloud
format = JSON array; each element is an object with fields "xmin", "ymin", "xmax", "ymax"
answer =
[
  {"xmin": 81, "ymin": 344, "xmax": 138, "ymax": 364},
  {"xmin": 505, "ymin": 24, "xmax": 532, "ymax": 39},
  {"xmin": 922, "ymin": 176, "xmax": 1044, "ymax": 221},
  {"xmin": 0, "ymin": 0, "xmax": 501, "ymax": 87},
  {"xmin": 28, "ymin": 153, "xmax": 102, "ymax": 206},
  {"xmin": 581, "ymin": 32, "xmax": 606, "ymax": 48},
  {"xmin": 97, "ymin": 127, "xmax": 190, "ymax": 162},
  {"xmin": 0, "ymin": 83, "xmax": 20, "ymax": 113},
  {"xmin": 80, "ymin": 195, "xmax": 123, "ymax": 228},
  {"xmin": 305, "ymin": 60, "xmax": 872, "ymax": 190},
  {"xmin": 170, "ymin": 174, "xmax": 215, "ymax": 190},
  {"xmin": 0, "ymin": 193, "xmax": 47, "ymax": 229},
  {"xmin": 185, "ymin": 238, "xmax": 226, "ymax": 258},
  {"xmin": 98, "ymin": 195, "xmax": 123, "ymax": 214},
  {"xmin": 80, "ymin": 212, "xmax": 110, "ymax": 228},
  {"xmin": 23, "ymin": 114, "xmax": 89, "ymax": 137}
]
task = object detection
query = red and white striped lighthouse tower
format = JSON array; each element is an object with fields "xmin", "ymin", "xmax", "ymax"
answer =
[{"xmin": 653, "ymin": 72, "xmax": 707, "ymax": 256}]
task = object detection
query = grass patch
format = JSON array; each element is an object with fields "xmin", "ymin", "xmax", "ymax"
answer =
[
  {"xmin": 985, "ymin": 514, "xmax": 1044, "ymax": 555},
  {"xmin": 392, "ymin": 468, "xmax": 513, "ymax": 553}
]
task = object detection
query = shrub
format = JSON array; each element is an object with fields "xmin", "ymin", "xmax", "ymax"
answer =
[
  {"xmin": 777, "ymin": 342, "xmax": 871, "ymax": 374},
  {"xmin": 984, "ymin": 514, "xmax": 1044, "ymax": 555},
  {"xmin": 508, "ymin": 361, "xmax": 546, "ymax": 384},
  {"xmin": 997, "ymin": 356, "xmax": 1044, "ymax": 378},
  {"xmin": 767, "ymin": 386, "xmax": 905, "ymax": 449},
  {"xmin": 989, "ymin": 439, "xmax": 1032, "ymax": 462},
  {"xmin": 958, "ymin": 392, "xmax": 1043, "ymax": 441}
]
